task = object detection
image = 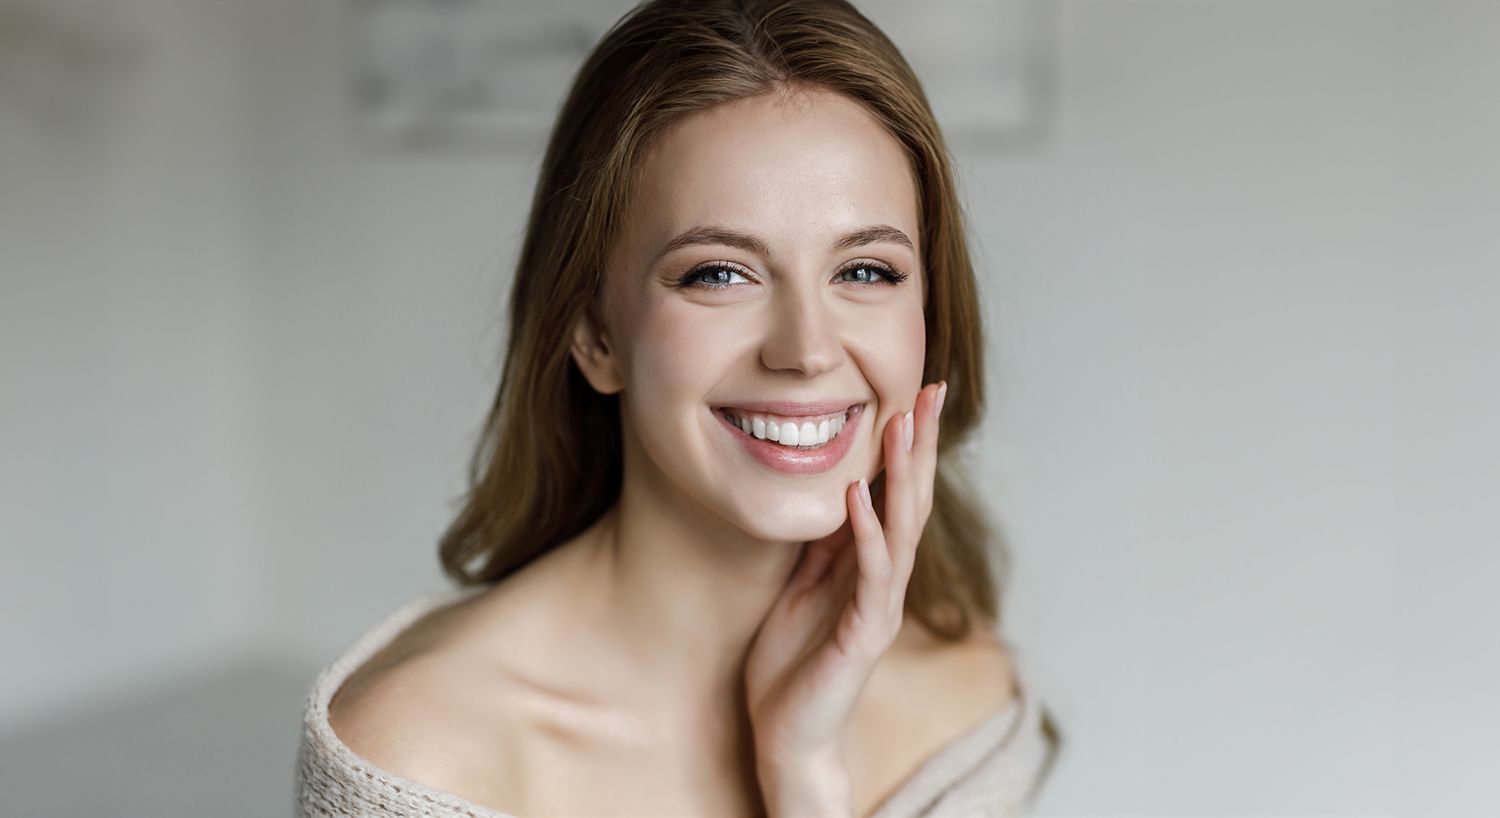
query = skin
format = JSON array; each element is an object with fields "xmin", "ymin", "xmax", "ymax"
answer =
[{"xmin": 568, "ymin": 85, "xmax": 944, "ymax": 814}]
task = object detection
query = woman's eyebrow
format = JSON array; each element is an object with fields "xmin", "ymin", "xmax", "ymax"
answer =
[
  {"xmin": 657, "ymin": 227, "xmax": 770, "ymax": 260},
  {"xmin": 829, "ymin": 224, "xmax": 913, "ymax": 253},
  {"xmin": 654, "ymin": 224, "xmax": 913, "ymax": 262}
]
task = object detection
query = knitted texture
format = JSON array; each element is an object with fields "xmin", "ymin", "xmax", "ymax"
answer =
[{"xmin": 295, "ymin": 585, "xmax": 1051, "ymax": 817}]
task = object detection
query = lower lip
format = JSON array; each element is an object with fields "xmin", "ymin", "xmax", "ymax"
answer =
[{"xmin": 713, "ymin": 403, "xmax": 864, "ymax": 476}]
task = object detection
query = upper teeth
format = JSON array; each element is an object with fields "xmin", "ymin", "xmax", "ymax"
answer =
[{"xmin": 722, "ymin": 408, "xmax": 849, "ymax": 448}]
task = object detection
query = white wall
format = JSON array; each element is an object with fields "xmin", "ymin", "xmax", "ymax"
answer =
[
  {"xmin": 981, "ymin": 3, "xmax": 1403, "ymax": 813},
  {"xmin": 1385, "ymin": 4, "xmax": 1500, "ymax": 815},
  {"xmin": 240, "ymin": 0, "xmax": 538, "ymax": 659},
  {"xmin": 2, "ymin": 1, "xmax": 1494, "ymax": 815},
  {"xmin": 0, "ymin": 0, "xmax": 264, "ymax": 735}
]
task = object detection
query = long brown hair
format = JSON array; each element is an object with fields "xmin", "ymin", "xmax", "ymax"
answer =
[{"xmin": 437, "ymin": 0, "xmax": 1061, "ymax": 793}]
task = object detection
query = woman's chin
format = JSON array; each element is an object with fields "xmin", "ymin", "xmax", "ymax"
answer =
[{"xmin": 734, "ymin": 504, "xmax": 848, "ymax": 544}]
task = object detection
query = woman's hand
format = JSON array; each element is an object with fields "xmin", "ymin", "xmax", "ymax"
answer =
[{"xmin": 743, "ymin": 380, "xmax": 948, "ymax": 817}]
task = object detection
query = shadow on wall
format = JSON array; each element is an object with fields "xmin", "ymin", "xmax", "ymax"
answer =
[{"xmin": 0, "ymin": 657, "xmax": 319, "ymax": 818}]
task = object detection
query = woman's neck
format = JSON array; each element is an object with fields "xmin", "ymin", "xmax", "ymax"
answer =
[{"xmin": 579, "ymin": 483, "xmax": 806, "ymax": 712}]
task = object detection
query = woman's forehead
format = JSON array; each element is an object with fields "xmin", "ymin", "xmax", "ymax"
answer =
[{"xmin": 627, "ymin": 90, "xmax": 921, "ymax": 261}]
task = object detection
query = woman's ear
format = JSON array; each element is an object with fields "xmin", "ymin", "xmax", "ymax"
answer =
[{"xmin": 570, "ymin": 304, "xmax": 624, "ymax": 395}]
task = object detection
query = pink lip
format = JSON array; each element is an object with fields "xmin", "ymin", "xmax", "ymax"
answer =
[{"xmin": 713, "ymin": 403, "xmax": 864, "ymax": 476}]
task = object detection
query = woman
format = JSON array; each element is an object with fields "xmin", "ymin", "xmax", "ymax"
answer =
[{"xmin": 297, "ymin": 1, "xmax": 1062, "ymax": 815}]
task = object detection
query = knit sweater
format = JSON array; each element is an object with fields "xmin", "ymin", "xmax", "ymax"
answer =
[{"xmin": 296, "ymin": 583, "xmax": 1052, "ymax": 817}]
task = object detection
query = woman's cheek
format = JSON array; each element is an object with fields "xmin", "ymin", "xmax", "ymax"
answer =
[
  {"xmin": 896, "ymin": 305, "xmax": 926, "ymax": 371},
  {"xmin": 867, "ymin": 304, "xmax": 926, "ymax": 385},
  {"xmin": 627, "ymin": 303, "xmax": 726, "ymax": 407},
  {"xmin": 860, "ymin": 302, "xmax": 925, "ymax": 459}
]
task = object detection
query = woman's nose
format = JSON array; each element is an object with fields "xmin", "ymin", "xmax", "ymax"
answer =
[{"xmin": 759, "ymin": 284, "xmax": 842, "ymax": 376}]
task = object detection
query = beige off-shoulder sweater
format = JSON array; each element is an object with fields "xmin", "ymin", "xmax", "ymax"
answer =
[{"xmin": 295, "ymin": 584, "xmax": 1053, "ymax": 817}]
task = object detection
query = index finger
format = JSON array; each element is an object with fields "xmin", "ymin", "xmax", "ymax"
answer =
[{"xmin": 895, "ymin": 381, "xmax": 945, "ymax": 581}]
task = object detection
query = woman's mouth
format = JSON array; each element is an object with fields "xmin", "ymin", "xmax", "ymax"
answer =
[
  {"xmin": 718, "ymin": 405, "xmax": 854, "ymax": 447},
  {"xmin": 712, "ymin": 403, "xmax": 865, "ymax": 475}
]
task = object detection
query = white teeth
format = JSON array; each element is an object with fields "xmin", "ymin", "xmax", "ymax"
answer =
[{"xmin": 723, "ymin": 407, "xmax": 851, "ymax": 448}]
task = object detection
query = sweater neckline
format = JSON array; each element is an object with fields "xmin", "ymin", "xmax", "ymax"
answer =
[{"xmin": 303, "ymin": 583, "xmax": 1039, "ymax": 818}]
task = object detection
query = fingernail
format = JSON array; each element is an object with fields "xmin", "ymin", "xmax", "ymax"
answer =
[
  {"xmin": 937, "ymin": 381, "xmax": 948, "ymax": 417},
  {"xmin": 857, "ymin": 477, "xmax": 871, "ymax": 509},
  {"xmin": 903, "ymin": 410, "xmax": 914, "ymax": 451}
]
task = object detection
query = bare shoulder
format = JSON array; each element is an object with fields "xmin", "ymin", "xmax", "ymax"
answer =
[
  {"xmin": 850, "ymin": 617, "xmax": 1017, "ymax": 817},
  {"xmin": 916, "ymin": 616, "xmax": 1014, "ymax": 722},
  {"xmin": 327, "ymin": 537, "xmax": 619, "ymax": 812},
  {"xmin": 936, "ymin": 622, "xmax": 1017, "ymax": 714},
  {"xmin": 325, "ymin": 589, "xmax": 529, "ymax": 810}
]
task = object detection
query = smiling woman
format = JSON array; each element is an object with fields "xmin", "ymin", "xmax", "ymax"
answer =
[{"xmin": 297, "ymin": 1, "xmax": 1062, "ymax": 817}]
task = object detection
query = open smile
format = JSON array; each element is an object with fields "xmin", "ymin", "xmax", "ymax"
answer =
[{"xmin": 712, "ymin": 402, "xmax": 865, "ymax": 476}]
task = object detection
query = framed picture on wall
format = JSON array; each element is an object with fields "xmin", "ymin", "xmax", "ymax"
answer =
[{"xmin": 345, "ymin": 0, "xmax": 1051, "ymax": 153}]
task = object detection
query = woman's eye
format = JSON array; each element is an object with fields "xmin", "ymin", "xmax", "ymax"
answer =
[
  {"xmin": 837, "ymin": 262, "xmax": 908, "ymax": 286},
  {"xmin": 677, "ymin": 264, "xmax": 750, "ymax": 289},
  {"xmin": 676, "ymin": 260, "xmax": 910, "ymax": 290}
]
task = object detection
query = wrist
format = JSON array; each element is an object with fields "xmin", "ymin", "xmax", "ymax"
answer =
[{"xmin": 757, "ymin": 751, "xmax": 853, "ymax": 818}]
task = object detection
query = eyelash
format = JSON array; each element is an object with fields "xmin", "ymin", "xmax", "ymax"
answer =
[{"xmin": 675, "ymin": 260, "xmax": 910, "ymax": 290}]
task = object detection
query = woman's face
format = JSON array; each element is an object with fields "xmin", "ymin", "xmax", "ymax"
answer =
[{"xmin": 582, "ymin": 86, "xmax": 927, "ymax": 543}]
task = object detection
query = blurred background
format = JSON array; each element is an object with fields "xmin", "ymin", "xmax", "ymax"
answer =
[{"xmin": 1, "ymin": 0, "xmax": 1495, "ymax": 816}]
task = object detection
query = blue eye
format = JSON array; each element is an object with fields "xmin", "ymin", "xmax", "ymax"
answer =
[
  {"xmin": 840, "ymin": 264, "xmax": 906, "ymax": 286},
  {"xmin": 836, "ymin": 261, "xmax": 909, "ymax": 286},
  {"xmin": 675, "ymin": 261, "xmax": 906, "ymax": 289},
  {"xmin": 676, "ymin": 263, "xmax": 751, "ymax": 289}
]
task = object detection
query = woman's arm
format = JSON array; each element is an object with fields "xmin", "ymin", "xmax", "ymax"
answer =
[{"xmin": 758, "ymin": 750, "xmax": 854, "ymax": 818}]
